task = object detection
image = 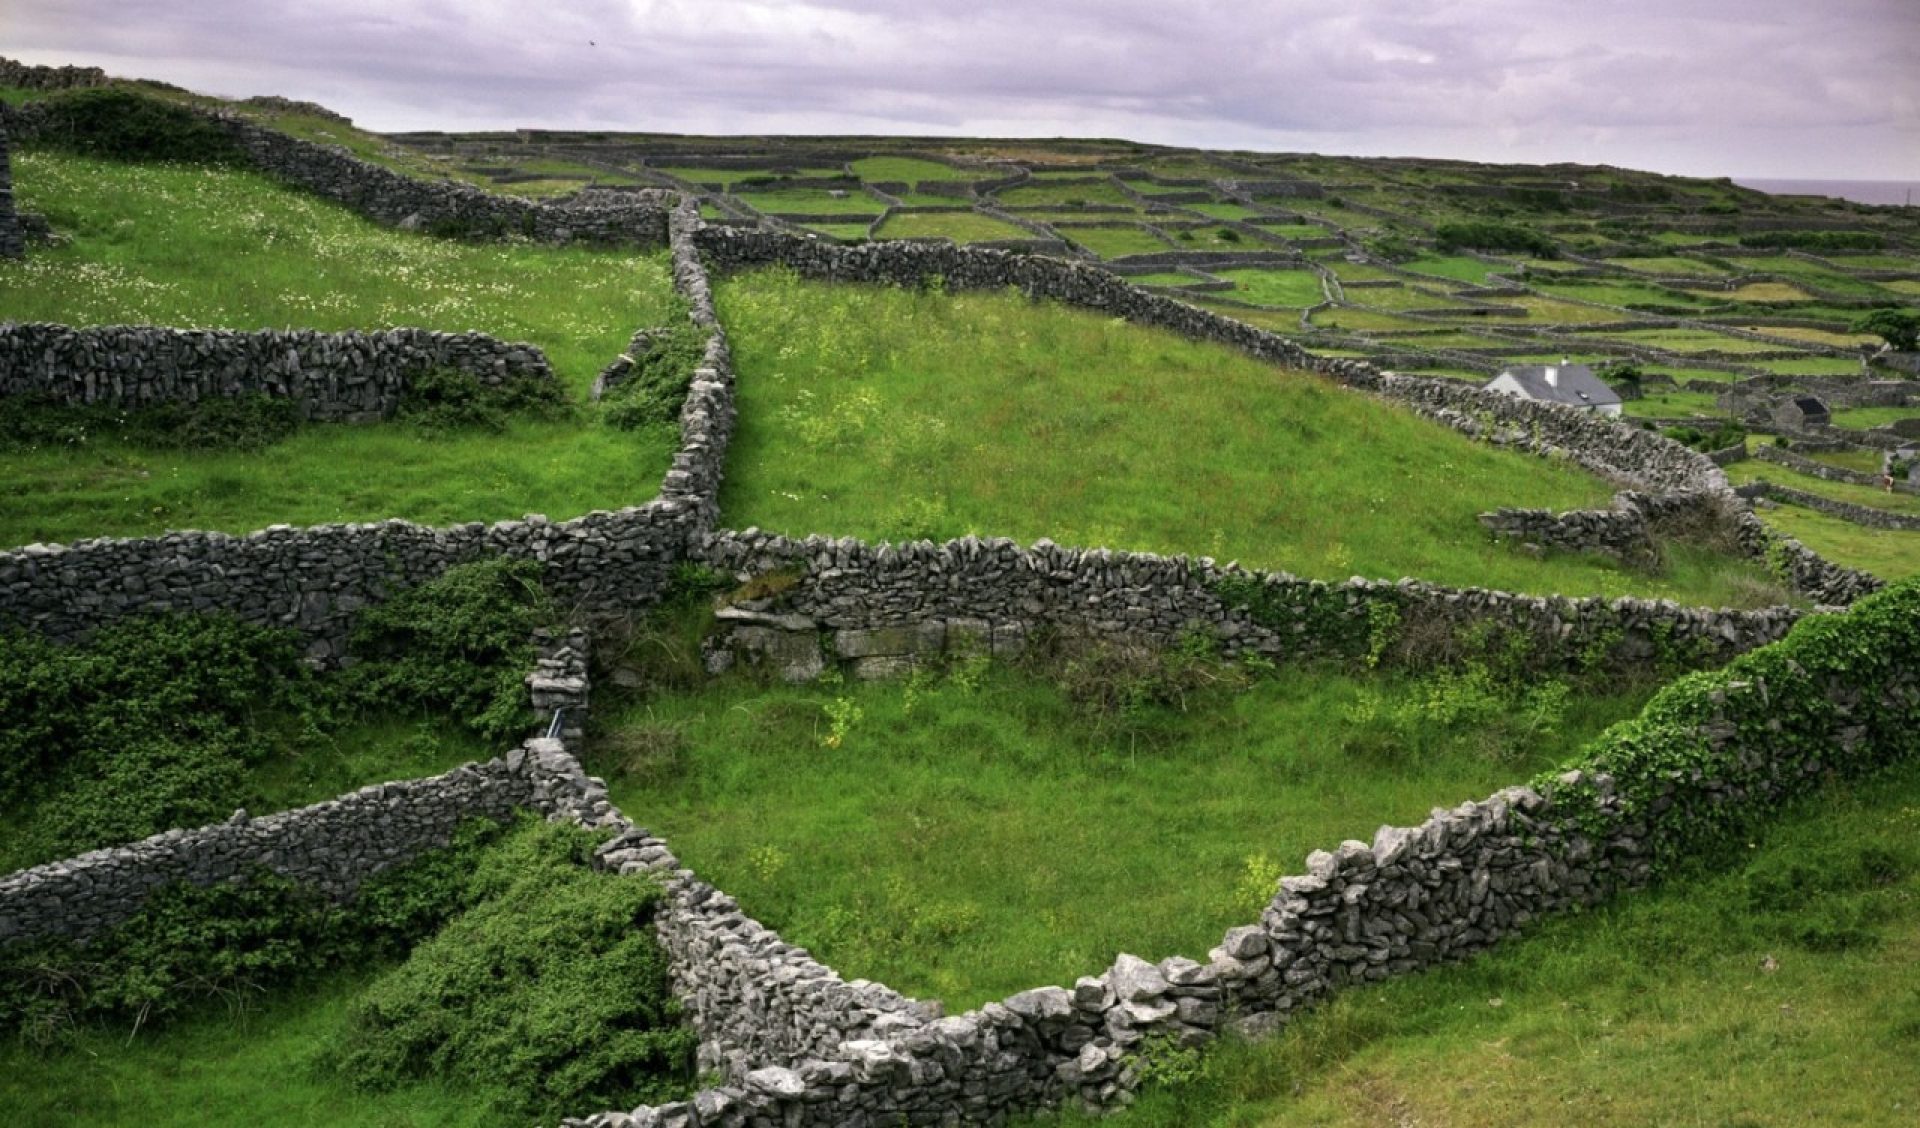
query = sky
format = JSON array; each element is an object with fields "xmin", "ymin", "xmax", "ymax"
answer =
[{"xmin": 9, "ymin": 0, "xmax": 1919, "ymax": 181}]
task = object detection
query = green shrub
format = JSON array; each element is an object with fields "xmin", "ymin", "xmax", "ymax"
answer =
[
  {"xmin": 1539, "ymin": 577, "xmax": 1920, "ymax": 878},
  {"xmin": 1740, "ymin": 230, "xmax": 1882, "ymax": 252},
  {"xmin": 0, "ymin": 393, "xmax": 300, "ymax": 453},
  {"xmin": 342, "ymin": 557, "xmax": 553, "ymax": 741},
  {"xmin": 1433, "ymin": 221, "xmax": 1558, "ymax": 258},
  {"xmin": 0, "ymin": 615, "xmax": 310, "ymax": 862},
  {"xmin": 601, "ymin": 322, "xmax": 706, "ymax": 432},
  {"xmin": 395, "ymin": 365, "xmax": 566, "ymax": 435},
  {"xmin": 0, "ymin": 817, "xmax": 507, "ymax": 1047},
  {"xmin": 26, "ymin": 88, "xmax": 243, "ymax": 165},
  {"xmin": 327, "ymin": 820, "xmax": 694, "ymax": 1119}
]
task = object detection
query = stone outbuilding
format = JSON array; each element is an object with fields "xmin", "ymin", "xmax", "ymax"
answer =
[
  {"xmin": 1483, "ymin": 360, "xmax": 1623, "ymax": 416},
  {"xmin": 1771, "ymin": 395, "xmax": 1831, "ymax": 431}
]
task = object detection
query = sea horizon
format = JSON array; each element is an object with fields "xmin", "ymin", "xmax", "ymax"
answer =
[{"xmin": 1735, "ymin": 178, "xmax": 1920, "ymax": 208}]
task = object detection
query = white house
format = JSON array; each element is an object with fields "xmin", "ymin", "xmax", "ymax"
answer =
[{"xmin": 1483, "ymin": 360, "xmax": 1623, "ymax": 416}]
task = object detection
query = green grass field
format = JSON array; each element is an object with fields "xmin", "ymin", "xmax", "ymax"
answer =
[
  {"xmin": 1399, "ymin": 255, "xmax": 1505, "ymax": 286},
  {"xmin": 593, "ymin": 659, "xmax": 1659, "ymax": 1010},
  {"xmin": 1214, "ymin": 269, "xmax": 1326, "ymax": 308},
  {"xmin": 1727, "ymin": 461, "xmax": 1920, "ymax": 517},
  {"xmin": 995, "ymin": 179, "xmax": 1137, "ymax": 208},
  {"xmin": 849, "ymin": 156, "xmax": 976, "ymax": 183},
  {"xmin": 0, "ymin": 152, "xmax": 684, "ymax": 546},
  {"xmin": 715, "ymin": 268, "xmax": 1785, "ymax": 604},
  {"xmin": 0, "ymin": 965, "xmax": 510, "ymax": 1127},
  {"xmin": 733, "ymin": 185, "xmax": 883, "ymax": 216},
  {"xmin": 1038, "ymin": 759, "xmax": 1920, "ymax": 1127},
  {"xmin": 1753, "ymin": 506, "xmax": 1920, "ymax": 580},
  {"xmin": 1059, "ymin": 224, "xmax": 1178, "ymax": 258},
  {"xmin": 1831, "ymin": 405, "xmax": 1920, "ymax": 429},
  {"xmin": 874, "ymin": 211, "xmax": 1035, "ymax": 244},
  {"xmin": 4, "ymin": 152, "xmax": 680, "ymax": 395}
]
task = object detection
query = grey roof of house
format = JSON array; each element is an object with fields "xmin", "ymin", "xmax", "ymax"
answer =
[{"xmin": 1487, "ymin": 364, "xmax": 1621, "ymax": 409}]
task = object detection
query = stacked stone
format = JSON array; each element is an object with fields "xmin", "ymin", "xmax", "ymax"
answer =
[
  {"xmin": 527, "ymin": 626, "xmax": 592, "ymax": 747},
  {"xmin": 0, "ymin": 56, "xmax": 107, "ymax": 91},
  {"xmin": 697, "ymin": 530, "xmax": 1808, "ymax": 683},
  {"xmin": 573, "ymin": 640, "xmax": 1920, "ymax": 1125},
  {"xmin": 655, "ymin": 198, "xmax": 739, "ymax": 535},
  {"xmin": 1478, "ymin": 506, "xmax": 1657, "ymax": 562},
  {"xmin": 0, "ymin": 503, "xmax": 697, "ymax": 663},
  {"xmin": 1756, "ymin": 442, "xmax": 1920, "ymax": 495},
  {"xmin": 0, "ymin": 324, "xmax": 555, "ymax": 421},
  {"xmin": 1740, "ymin": 480, "xmax": 1920, "ymax": 532},
  {"xmin": 0, "ymin": 123, "xmax": 23, "ymax": 258},
  {"xmin": 0, "ymin": 757, "xmax": 534, "ymax": 948}
]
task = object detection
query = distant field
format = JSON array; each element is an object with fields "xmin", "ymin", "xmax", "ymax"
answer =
[
  {"xmin": 1399, "ymin": 255, "xmax": 1505, "ymax": 286},
  {"xmin": 733, "ymin": 186, "xmax": 883, "ymax": 216},
  {"xmin": 1212, "ymin": 268, "xmax": 1325, "ymax": 307},
  {"xmin": 874, "ymin": 211, "xmax": 1034, "ymax": 243},
  {"xmin": 1751, "ymin": 506, "xmax": 1920, "ymax": 580},
  {"xmin": 994, "ymin": 179, "xmax": 1136, "ymax": 208},
  {"xmin": 716, "ymin": 268, "xmax": 1787, "ymax": 604},
  {"xmin": 1727, "ymin": 462, "xmax": 1920, "ymax": 517},
  {"xmin": 1831, "ymin": 404, "xmax": 1920, "ymax": 429},
  {"xmin": 1058, "ymin": 224, "xmax": 1177, "ymax": 258},
  {"xmin": 1610, "ymin": 256, "xmax": 1731, "ymax": 276},
  {"xmin": 659, "ymin": 165, "xmax": 843, "ymax": 187},
  {"xmin": 849, "ymin": 156, "xmax": 975, "ymax": 183}
]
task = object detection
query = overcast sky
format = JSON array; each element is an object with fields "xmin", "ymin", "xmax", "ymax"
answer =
[{"xmin": 10, "ymin": 1, "xmax": 1919, "ymax": 180}]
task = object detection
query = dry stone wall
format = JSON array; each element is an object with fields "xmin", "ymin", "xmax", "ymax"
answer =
[
  {"xmin": 0, "ymin": 57, "xmax": 107, "ymax": 91},
  {"xmin": 698, "ymin": 530, "xmax": 1806, "ymax": 680},
  {"xmin": 0, "ymin": 124, "xmax": 22, "ymax": 258},
  {"xmin": 574, "ymin": 581, "xmax": 1920, "ymax": 1127},
  {"xmin": 0, "ymin": 757, "xmax": 533, "ymax": 948},
  {"xmin": 0, "ymin": 323, "xmax": 556, "ymax": 421},
  {"xmin": 1739, "ymin": 480, "xmax": 1920, "ymax": 532},
  {"xmin": 0, "ymin": 503, "xmax": 696, "ymax": 662},
  {"xmin": 1, "ymin": 97, "xmax": 675, "ymax": 248}
]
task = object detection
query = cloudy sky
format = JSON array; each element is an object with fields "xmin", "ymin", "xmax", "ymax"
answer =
[{"xmin": 11, "ymin": 1, "xmax": 1919, "ymax": 180}]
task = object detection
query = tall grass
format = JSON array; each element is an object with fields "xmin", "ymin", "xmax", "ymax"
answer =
[
  {"xmin": 715, "ymin": 269, "xmax": 1788, "ymax": 605},
  {"xmin": 1038, "ymin": 761, "xmax": 1920, "ymax": 1127},
  {"xmin": 0, "ymin": 153, "xmax": 685, "ymax": 544},
  {"xmin": 591, "ymin": 659, "xmax": 1657, "ymax": 1011},
  {"xmin": 0, "ymin": 966, "xmax": 510, "ymax": 1127}
]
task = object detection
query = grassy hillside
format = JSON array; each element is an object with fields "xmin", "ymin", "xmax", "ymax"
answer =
[
  {"xmin": 715, "ymin": 268, "xmax": 1787, "ymax": 605},
  {"xmin": 1039, "ymin": 758, "xmax": 1920, "ymax": 1127},
  {"xmin": 0, "ymin": 153, "xmax": 683, "ymax": 545}
]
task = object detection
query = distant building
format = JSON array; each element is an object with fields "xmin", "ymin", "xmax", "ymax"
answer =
[
  {"xmin": 1483, "ymin": 360, "xmax": 1622, "ymax": 416},
  {"xmin": 1770, "ymin": 395, "xmax": 1831, "ymax": 431}
]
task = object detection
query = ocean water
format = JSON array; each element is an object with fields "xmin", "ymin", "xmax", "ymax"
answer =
[{"xmin": 1736, "ymin": 179, "xmax": 1920, "ymax": 207}]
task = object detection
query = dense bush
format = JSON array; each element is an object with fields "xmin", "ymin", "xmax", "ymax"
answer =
[
  {"xmin": 1662, "ymin": 421, "xmax": 1747, "ymax": 453},
  {"xmin": 395, "ymin": 365, "xmax": 567, "ymax": 435},
  {"xmin": 327, "ymin": 819, "xmax": 695, "ymax": 1119},
  {"xmin": 342, "ymin": 557, "xmax": 553, "ymax": 742},
  {"xmin": 0, "ymin": 817, "xmax": 508, "ymax": 1046},
  {"xmin": 25, "ymin": 89, "xmax": 243, "ymax": 165},
  {"xmin": 0, "ymin": 616, "xmax": 310, "ymax": 865},
  {"xmin": 0, "ymin": 393, "xmax": 300, "ymax": 453},
  {"xmin": 0, "ymin": 558, "xmax": 555, "ymax": 869},
  {"xmin": 600, "ymin": 322, "xmax": 705, "ymax": 431},
  {"xmin": 1433, "ymin": 221, "xmax": 1558, "ymax": 258},
  {"xmin": 1539, "ymin": 577, "xmax": 1920, "ymax": 878},
  {"xmin": 1739, "ymin": 230, "xmax": 1882, "ymax": 252}
]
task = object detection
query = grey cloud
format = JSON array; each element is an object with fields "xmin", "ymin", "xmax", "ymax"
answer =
[{"xmin": 9, "ymin": 0, "xmax": 1917, "ymax": 177}]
